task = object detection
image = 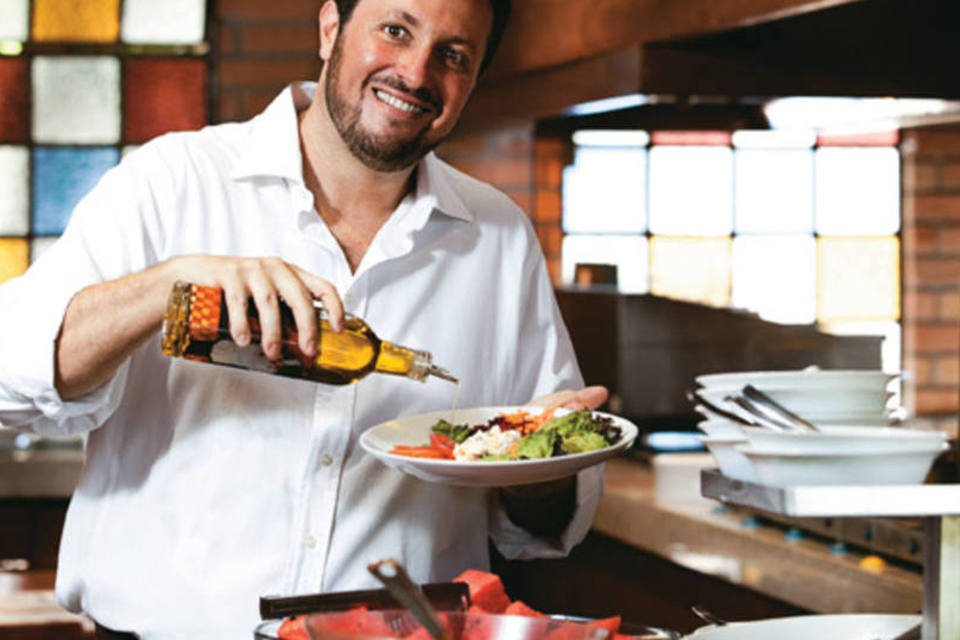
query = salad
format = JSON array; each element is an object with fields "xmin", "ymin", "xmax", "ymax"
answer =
[{"xmin": 389, "ymin": 409, "xmax": 622, "ymax": 461}]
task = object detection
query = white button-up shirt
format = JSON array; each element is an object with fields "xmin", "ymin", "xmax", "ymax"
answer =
[{"xmin": 0, "ymin": 83, "xmax": 602, "ymax": 640}]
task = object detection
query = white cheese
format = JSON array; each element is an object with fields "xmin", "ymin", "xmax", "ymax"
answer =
[{"xmin": 453, "ymin": 426, "xmax": 522, "ymax": 461}]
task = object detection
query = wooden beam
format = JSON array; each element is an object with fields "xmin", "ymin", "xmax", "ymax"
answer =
[
  {"xmin": 457, "ymin": 46, "xmax": 643, "ymax": 133},
  {"xmin": 487, "ymin": 0, "xmax": 866, "ymax": 78}
]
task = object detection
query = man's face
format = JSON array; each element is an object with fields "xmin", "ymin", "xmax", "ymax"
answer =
[{"xmin": 319, "ymin": 0, "xmax": 493, "ymax": 172}]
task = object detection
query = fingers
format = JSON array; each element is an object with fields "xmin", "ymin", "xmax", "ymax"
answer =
[
  {"xmin": 293, "ymin": 266, "xmax": 345, "ymax": 333},
  {"xmin": 170, "ymin": 255, "xmax": 340, "ymax": 361},
  {"xmin": 529, "ymin": 385, "xmax": 609, "ymax": 411}
]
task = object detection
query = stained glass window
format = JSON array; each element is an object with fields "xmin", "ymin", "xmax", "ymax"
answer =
[
  {"xmin": 0, "ymin": 0, "xmax": 209, "ymax": 285},
  {"xmin": 561, "ymin": 127, "xmax": 902, "ymax": 371}
]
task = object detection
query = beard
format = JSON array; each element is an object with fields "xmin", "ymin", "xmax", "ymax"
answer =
[{"xmin": 324, "ymin": 38, "xmax": 444, "ymax": 173}]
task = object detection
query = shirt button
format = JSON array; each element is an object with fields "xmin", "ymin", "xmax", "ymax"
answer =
[
  {"xmin": 319, "ymin": 454, "xmax": 333, "ymax": 467},
  {"xmin": 304, "ymin": 535, "xmax": 317, "ymax": 548}
]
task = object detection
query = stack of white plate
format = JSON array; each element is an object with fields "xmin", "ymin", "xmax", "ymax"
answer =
[
  {"xmin": 692, "ymin": 369, "xmax": 949, "ymax": 486},
  {"xmin": 695, "ymin": 369, "xmax": 899, "ymax": 426}
]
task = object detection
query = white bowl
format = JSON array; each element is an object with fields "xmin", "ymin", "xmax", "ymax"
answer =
[
  {"xmin": 696, "ymin": 418, "xmax": 746, "ymax": 440},
  {"xmin": 696, "ymin": 369, "xmax": 897, "ymax": 392},
  {"xmin": 737, "ymin": 443, "xmax": 948, "ymax": 486},
  {"xmin": 742, "ymin": 425, "xmax": 948, "ymax": 455},
  {"xmin": 700, "ymin": 436, "xmax": 755, "ymax": 482}
]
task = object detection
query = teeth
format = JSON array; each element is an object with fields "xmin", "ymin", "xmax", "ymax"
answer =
[{"xmin": 374, "ymin": 89, "xmax": 425, "ymax": 114}]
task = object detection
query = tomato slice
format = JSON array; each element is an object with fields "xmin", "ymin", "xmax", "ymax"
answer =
[{"xmin": 429, "ymin": 433, "xmax": 456, "ymax": 458}]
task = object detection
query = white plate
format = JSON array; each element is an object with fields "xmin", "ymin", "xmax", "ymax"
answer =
[
  {"xmin": 359, "ymin": 406, "xmax": 638, "ymax": 487},
  {"xmin": 683, "ymin": 613, "xmax": 919, "ymax": 640},
  {"xmin": 742, "ymin": 425, "xmax": 948, "ymax": 455},
  {"xmin": 695, "ymin": 369, "xmax": 897, "ymax": 391}
]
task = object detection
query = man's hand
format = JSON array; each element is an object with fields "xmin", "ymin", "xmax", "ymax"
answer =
[
  {"xmin": 530, "ymin": 385, "xmax": 609, "ymax": 411},
  {"xmin": 166, "ymin": 255, "xmax": 345, "ymax": 360},
  {"xmin": 498, "ymin": 385, "xmax": 609, "ymax": 538},
  {"xmin": 55, "ymin": 255, "xmax": 344, "ymax": 400}
]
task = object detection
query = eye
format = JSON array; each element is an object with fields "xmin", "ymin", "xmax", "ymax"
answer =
[
  {"xmin": 383, "ymin": 23, "xmax": 408, "ymax": 39},
  {"xmin": 441, "ymin": 47, "xmax": 468, "ymax": 70}
]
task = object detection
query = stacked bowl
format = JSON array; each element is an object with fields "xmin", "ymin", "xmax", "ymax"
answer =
[{"xmin": 692, "ymin": 369, "xmax": 949, "ymax": 487}]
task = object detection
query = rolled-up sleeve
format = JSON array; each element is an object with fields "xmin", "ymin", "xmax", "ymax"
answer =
[{"xmin": 0, "ymin": 145, "xmax": 165, "ymax": 436}]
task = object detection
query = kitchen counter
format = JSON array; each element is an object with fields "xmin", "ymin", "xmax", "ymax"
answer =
[
  {"xmin": 0, "ymin": 448, "xmax": 84, "ymax": 499},
  {"xmin": 594, "ymin": 456, "xmax": 923, "ymax": 615}
]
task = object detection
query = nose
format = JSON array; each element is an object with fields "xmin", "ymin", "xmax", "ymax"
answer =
[{"xmin": 396, "ymin": 43, "xmax": 432, "ymax": 90}]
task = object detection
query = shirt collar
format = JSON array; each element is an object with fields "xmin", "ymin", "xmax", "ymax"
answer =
[
  {"xmin": 230, "ymin": 82, "xmax": 312, "ymax": 182},
  {"xmin": 231, "ymin": 82, "xmax": 474, "ymax": 225}
]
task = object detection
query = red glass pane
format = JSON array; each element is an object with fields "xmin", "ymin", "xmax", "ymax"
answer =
[
  {"xmin": 817, "ymin": 130, "xmax": 900, "ymax": 147},
  {"xmin": 650, "ymin": 131, "xmax": 732, "ymax": 146},
  {"xmin": 123, "ymin": 58, "xmax": 207, "ymax": 144},
  {"xmin": 0, "ymin": 58, "xmax": 29, "ymax": 143}
]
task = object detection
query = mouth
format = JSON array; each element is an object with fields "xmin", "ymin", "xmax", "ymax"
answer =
[{"xmin": 372, "ymin": 88, "xmax": 433, "ymax": 116}]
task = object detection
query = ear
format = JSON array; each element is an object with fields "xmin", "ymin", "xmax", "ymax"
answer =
[{"xmin": 318, "ymin": 0, "xmax": 340, "ymax": 62}]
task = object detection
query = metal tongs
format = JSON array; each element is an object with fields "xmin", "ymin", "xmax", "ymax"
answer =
[
  {"xmin": 368, "ymin": 558, "xmax": 452, "ymax": 640},
  {"xmin": 734, "ymin": 384, "xmax": 820, "ymax": 433}
]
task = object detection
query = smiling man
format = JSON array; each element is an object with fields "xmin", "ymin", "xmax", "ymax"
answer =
[{"xmin": 0, "ymin": 1, "xmax": 607, "ymax": 638}]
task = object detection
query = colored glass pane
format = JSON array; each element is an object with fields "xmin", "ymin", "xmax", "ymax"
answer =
[
  {"xmin": 0, "ymin": 58, "xmax": 29, "ymax": 143},
  {"xmin": 735, "ymin": 148, "xmax": 814, "ymax": 234},
  {"xmin": 30, "ymin": 236, "xmax": 57, "ymax": 263},
  {"xmin": 649, "ymin": 146, "xmax": 733, "ymax": 235},
  {"xmin": 32, "ymin": 0, "xmax": 120, "ymax": 42},
  {"xmin": 32, "ymin": 56, "xmax": 121, "ymax": 144},
  {"xmin": 121, "ymin": 0, "xmax": 206, "ymax": 44},
  {"xmin": 0, "ymin": 237, "xmax": 28, "ymax": 284},
  {"xmin": 561, "ymin": 235, "xmax": 649, "ymax": 293},
  {"xmin": 817, "ymin": 236, "xmax": 900, "ymax": 322},
  {"xmin": 650, "ymin": 236, "xmax": 732, "ymax": 307},
  {"xmin": 124, "ymin": 58, "xmax": 208, "ymax": 143},
  {"xmin": 562, "ymin": 146, "xmax": 646, "ymax": 234},
  {"xmin": 0, "ymin": 145, "xmax": 29, "ymax": 235},
  {"xmin": 732, "ymin": 235, "xmax": 816, "ymax": 324},
  {"xmin": 816, "ymin": 147, "xmax": 900, "ymax": 235},
  {"xmin": 32, "ymin": 146, "xmax": 119, "ymax": 236},
  {"xmin": 0, "ymin": 0, "xmax": 29, "ymax": 41}
]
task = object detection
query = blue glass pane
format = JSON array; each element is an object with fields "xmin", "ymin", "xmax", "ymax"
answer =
[{"xmin": 32, "ymin": 146, "xmax": 119, "ymax": 236}]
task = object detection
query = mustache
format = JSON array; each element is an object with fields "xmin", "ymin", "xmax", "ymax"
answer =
[{"xmin": 370, "ymin": 75, "xmax": 443, "ymax": 113}]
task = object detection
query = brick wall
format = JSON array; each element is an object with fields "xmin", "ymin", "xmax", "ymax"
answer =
[
  {"xmin": 902, "ymin": 124, "xmax": 960, "ymax": 424},
  {"xmin": 435, "ymin": 128, "xmax": 568, "ymax": 281},
  {"xmin": 214, "ymin": 0, "xmax": 322, "ymax": 123}
]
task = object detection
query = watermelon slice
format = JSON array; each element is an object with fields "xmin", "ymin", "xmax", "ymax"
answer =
[
  {"xmin": 453, "ymin": 569, "xmax": 511, "ymax": 614},
  {"xmin": 504, "ymin": 600, "xmax": 549, "ymax": 618},
  {"xmin": 277, "ymin": 615, "xmax": 309, "ymax": 640},
  {"xmin": 587, "ymin": 616, "xmax": 621, "ymax": 633}
]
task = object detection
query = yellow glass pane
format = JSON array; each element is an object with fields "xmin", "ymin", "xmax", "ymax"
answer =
[
  {"xmin": 650, "ymin": 236, "xmax": 731, "ymax": 307},
  {"xmin": 32, "ymin": 0, "xmax": 120, "ymax": 42},
  {"xmin": 817, "ymin": 236, "xmax": 900, "ymax": 322},
  {"xmin": 0, "ymin": 238, "xmax": 28, "ymax": 284}
]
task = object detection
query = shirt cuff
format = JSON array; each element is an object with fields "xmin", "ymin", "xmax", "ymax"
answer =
[
  {"xmin": 0, "ymin": 279, "xmax": 127, "ymax": 436},
  {"xmin": 489, "ymin": 464, "xmax": 604, "ymax": 560}
]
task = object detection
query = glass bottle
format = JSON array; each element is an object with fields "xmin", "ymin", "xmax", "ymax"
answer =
[{"xmin": 160, "ymin": 281, "xmax": 456, "ymax": 386}]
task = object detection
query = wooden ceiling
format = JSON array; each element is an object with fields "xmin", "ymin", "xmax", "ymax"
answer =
[{"xmin": 460, "ymin": 0, "xmax": 960, "ymax": 129}]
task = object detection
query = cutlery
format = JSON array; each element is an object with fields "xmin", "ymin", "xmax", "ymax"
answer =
[{"xmin": 742, "ymin": 384, "xmax": 819, "ymax": 432}]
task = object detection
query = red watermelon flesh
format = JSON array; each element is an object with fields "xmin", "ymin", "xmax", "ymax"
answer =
[
  {"xmin": 504, "ymin": 600, "xmax": 549, "ymax": 618},
  {"xmin": 277, "ymin": 615, "xmax": 309, "ymax": 640},
  {"xmin": 453, "ymin": 569, "xmax": 511, "ymax": 613},
  {"xmin": 587, "ymin": 616, "xmax": 621, "ymax": 633}
]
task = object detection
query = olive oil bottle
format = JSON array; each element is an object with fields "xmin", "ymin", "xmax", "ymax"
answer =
[{"xmin": 161, "ymin": 281, "xmax": 456, "ymax": 385}]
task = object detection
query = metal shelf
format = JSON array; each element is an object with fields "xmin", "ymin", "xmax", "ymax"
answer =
[
  {"xmin": 700, "ymin": 469, "xmax": 960, "ymax": 518},
  {"xmin": 700, "ymin": 469, "xmax": 960, "ymax": 640}
]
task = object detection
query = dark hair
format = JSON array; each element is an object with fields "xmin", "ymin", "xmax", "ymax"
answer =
[{"xmin": 332, "ymin": 0, "xmax": 511, "ymax": 75}]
